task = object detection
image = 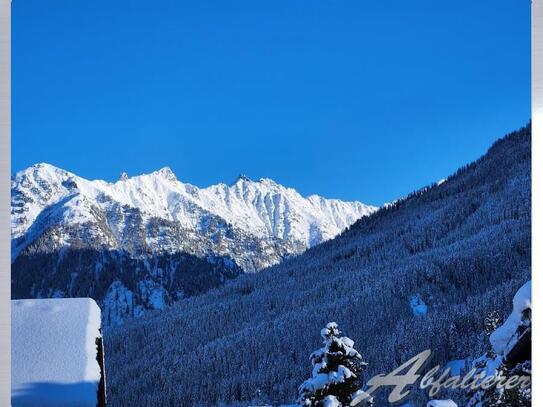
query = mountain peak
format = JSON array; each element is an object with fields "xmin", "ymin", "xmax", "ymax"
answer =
[
  {"xmin": 34, "ymin": 162, "xmax": 56, "ymax": 169},
  {"xmin": 257, "ymin": 177, "xmax": 279, "ymax": 186},
  {"xmin": 13, "ymin": 162, "xmax": 72, "ymax": 183},
  {"xmin": 231, "ymin": 174, "xmax": 252, "ymax": 185},
  {"xmin": 237, "ymin": 174, "xmax": 251, "ymax": 182},
  {"xmin": 30, "ymin": 162, "xmax": 66, "ymax": 175},
  {"xmin": 155, "ymin": 167, "xmax": 177, "ymax": 182},
  {"xmin": 232, "ymin": 175, "xmax": 280, "ymax": 187},
  {"xmin": 12, "ymin": 162, "xmax": 378, "ymax": 265}
]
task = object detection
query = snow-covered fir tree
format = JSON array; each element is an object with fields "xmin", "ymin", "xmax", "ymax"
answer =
[{"xmin": 298, "ymin": 322, "xmax": 372, "ymax": 407}]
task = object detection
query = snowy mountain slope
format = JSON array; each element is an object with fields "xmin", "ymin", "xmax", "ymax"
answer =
[
  {"xmin": 11, "ymin": 164, "xmax": 375, "ymax": 325},
  {"xmin": 11, "ymin": 163, "xmax": 376, "ymax": 270},
  {"xmin": 104, "ymin": 124, "xmax": 531, "ymax": 406}
]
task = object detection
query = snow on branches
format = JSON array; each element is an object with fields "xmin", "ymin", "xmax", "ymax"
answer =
[{"xmin": 298, "ymin": 322, "xmax": 371, "ymax": 407}]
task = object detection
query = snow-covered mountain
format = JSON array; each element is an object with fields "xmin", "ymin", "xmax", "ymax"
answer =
[
  {"xmin": 11, "ymin": 163, "xmax": 375, "ymax": 325},
  {"xmin": 11, "ymin": 163, "xmax": 376, "ymax": 271}
]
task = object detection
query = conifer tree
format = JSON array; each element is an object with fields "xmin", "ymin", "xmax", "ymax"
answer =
[{"xmin": 298, "ymin": 322, "xmax": 371, "ymax": 407}]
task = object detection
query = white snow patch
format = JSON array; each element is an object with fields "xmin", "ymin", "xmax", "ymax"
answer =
[
  {"xmin": 409, "ymin": 295, "xmax": 428, "ymax": 316},
  {"xmin": 12, "ymin": 298, "xmax": 102, "ymax": 407},
  {"xmin": 322, "ymin": 395, "xmax": 341, "ymax": 407}
]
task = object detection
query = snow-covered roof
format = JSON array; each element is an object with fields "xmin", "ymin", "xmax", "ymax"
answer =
[
  {"xmin": 12, "ymin": 298, "xmax": 103, "ymax": 407},
  {"xmin": 490, "ymin": 280, "xmax": 531, "ymax": 355}
]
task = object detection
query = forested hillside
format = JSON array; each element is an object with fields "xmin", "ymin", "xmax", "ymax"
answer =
[
  {"xmin": 105, "ymin": 124, "xmax": 531, "ymax": 406},
  {"xmin": 12, "ymin": 249, "xmax": 241, "ymax": 326}
]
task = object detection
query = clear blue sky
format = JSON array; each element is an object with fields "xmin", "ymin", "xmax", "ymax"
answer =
[{"xmin": 12, "ymin": 1, "xmax": 530, "ymax": 205}]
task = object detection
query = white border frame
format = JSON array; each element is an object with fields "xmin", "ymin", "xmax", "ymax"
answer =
[
  {"xmin": 0, "ymin": 0, "xmax": 9, "ymax": 405},
  {"xmin": 533, "ymin": 1, "xmax": 542, "ymax": 406},
  {"xmin": 0, "ymin": 2, "xmax": 538, "ymax": 406}
]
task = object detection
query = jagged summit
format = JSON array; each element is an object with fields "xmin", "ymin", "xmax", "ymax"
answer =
[
  {"xmin": 155, "ymin": 166, "xmax": 177, "ymax": 181},
  {"xmin": 33, "ymin": 162, "xmax": 62, "ymax": 170},
  {"xmin": 236, "ymin": 174, "xmax": 251, "ymax": 182},
  {"xmin": 229, "ymin": 174, "xmax": 252, "ymax": 186},
  {"xmin": 231, "ymin": 174, "xmax": 282, "ymax": 188},
  {"xmin": 11, "ymin": 163, "xmax": 377, "ymax": 270}
]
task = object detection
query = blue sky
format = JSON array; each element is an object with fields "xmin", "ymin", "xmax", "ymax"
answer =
[{"xmin": 12, "ymin": 1, "xmax": 530, "ymax": 205}]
